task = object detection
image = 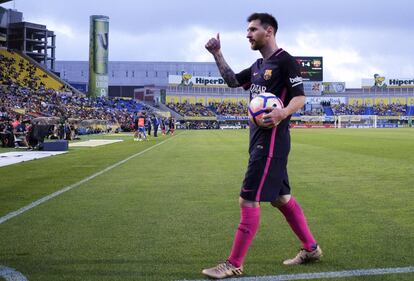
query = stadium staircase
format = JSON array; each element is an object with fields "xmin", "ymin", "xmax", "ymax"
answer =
[
  {"xmin": 323, "ymin": 106, "xmax": 334, "ymax": 116},
  {"xmin": 208, "ymin": 105, "xmax": 219, "ymax": 115},
  {"xmin": 365, "ymin": 106, "xmax": 374, "ymax": 115},
  {"xmin": 407, "ymin": 105, "xmax": 414, "ymax": 116},
  {"xmin": 153, "ymin": 102, "xmax": 184, "ymax": 120}
]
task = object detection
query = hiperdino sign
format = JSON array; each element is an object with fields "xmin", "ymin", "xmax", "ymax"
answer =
[
  {"xmin": 362, "ymin": 74, "xmax": 414, "ymax": 89},
  {"xmin": 168, "ymin": 73, "xmax": 228, "ymax": 87},
  {"xmin": 388, "ymin": 78, "xmax": 414, "ymax": 87}
]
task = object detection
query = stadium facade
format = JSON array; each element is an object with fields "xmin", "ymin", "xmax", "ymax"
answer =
[
  {"xmin": 56, "ymin": 60, "xmax": 414, "ymax": 100},
  {"xmin": 55, "ymin": 60, "xmax": 328, "ymax": 98}
]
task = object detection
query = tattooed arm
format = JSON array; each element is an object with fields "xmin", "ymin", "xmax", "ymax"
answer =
[{"xmin": 205, "ymin": 33, "xmax": 240, "ymax": 88}]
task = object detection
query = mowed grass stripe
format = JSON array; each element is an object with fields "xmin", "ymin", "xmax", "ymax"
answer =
[
  {"xmin": 0, "ymin": 129, "xmax": 413, "ymax": 281},
  {"xmin": 0, "ymin": 134, "xmax": 178, "ymax": 225},
  {"xmin": 0, "ymin": 130, "xmax": 248, "ymax": 281},
  {"xmin": 0, "ymin": 133, "xmax": 175, "ymax": 216}
]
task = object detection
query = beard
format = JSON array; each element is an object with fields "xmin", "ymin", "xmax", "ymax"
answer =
[{"xmin": 250, "ymin": 40, "xmax": 265, "ymax": 50}]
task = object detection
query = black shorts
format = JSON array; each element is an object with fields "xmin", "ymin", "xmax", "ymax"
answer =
[{"xmin": 240, "ymin": 156, "xmax": 290, "ymax": 202}]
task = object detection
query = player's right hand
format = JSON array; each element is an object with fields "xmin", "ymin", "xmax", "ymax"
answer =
[{"xmin": 205, "ymin": 33, "xmax": 221, "ymax": 54}]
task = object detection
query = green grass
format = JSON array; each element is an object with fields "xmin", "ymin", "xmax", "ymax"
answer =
[{"xmin": 0, "ymin": 129, "xmax": 413, "ymax": 281}]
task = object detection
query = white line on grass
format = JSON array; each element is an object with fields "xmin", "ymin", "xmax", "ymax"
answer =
[
  {"xmin": 0, "ymin": 265, "xmax": 28, "ymax": 281},
  {"xmin": 182, "ymin": 266, "xmax": 414, "ymax": 281},
  {"xmin": 0, "ymin": 136, "xmax": 176, "ymax": 225}
]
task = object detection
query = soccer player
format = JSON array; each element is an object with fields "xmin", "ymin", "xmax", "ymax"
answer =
[
  {"xmin": 160, "ymin": 118, "xmax": 166, "ymax": 135},
  {"xmin": 202, "ymin": 13, "xmax": 322, "ymax": 279},
  {"xmin": 135, "ymin": 112, "xmax": 146, "ymax": 141},
  {"xmin": 169, "ymin": 117, "xmax": 175, "ymax": 136}
]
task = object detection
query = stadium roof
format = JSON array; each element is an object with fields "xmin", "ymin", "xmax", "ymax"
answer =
[{"xmin": 0, "ymin": 0, "xmax": 12, "ymax": 4}]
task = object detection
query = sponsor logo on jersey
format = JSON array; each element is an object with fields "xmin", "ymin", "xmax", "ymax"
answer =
[
  {"xmin": 289, "ymin": 76, "xmax": 303, "ymax": 87},
  {"xmin": 264, "ymin": 69, "xmax": 272, "ymax": 80},
  {"xmin": 249, "ymin": 84, "xmax": 267, "ymax": 97}
]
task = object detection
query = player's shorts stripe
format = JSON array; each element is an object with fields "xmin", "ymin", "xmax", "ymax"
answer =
[
  {"xmin": 268, "ymin": 126, "xmax": 277, "ymax": 158},
  {"xmin": 255, "ymin": 88, "xmax": 287, "ymax": 202},
  {"xmin": 255, "ymin": 156, "xmax": 272, "ymax": 202}
]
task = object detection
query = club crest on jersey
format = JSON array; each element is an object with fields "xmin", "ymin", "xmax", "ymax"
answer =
[{"xmin": 263, "ymin": 69, "xmax": 272, "ymax": 80}]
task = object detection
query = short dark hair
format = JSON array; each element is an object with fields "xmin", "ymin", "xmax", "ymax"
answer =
[{"xmin": 247, "ymin": 13, "xmax": 278, "ymax": 34}]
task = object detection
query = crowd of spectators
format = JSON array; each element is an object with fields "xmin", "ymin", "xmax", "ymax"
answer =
[
  {"xmin": 167, "ymin": 102, "xmax": 215, "ymax": 117},
  {"xmin": 332, "ymin": 103, "xmax": 409, "ymax": 116},
  {"xmin": 373, "ymin": 104, "xmax": 407, "ymax": 116},
  {"xmin": 0, "ymin": 83, "xmax": 150, "ymax": 127},
  {"xmin": 178, "ymin": 120, "xmax": 219, "ymax": 130},
  {"xmin": 209, "ymin": 101, "xmax": 248, "ymax": 116},
  {"xmin": 0, "ymin": 51, "xmax": 160, "ymax": 148},
  {"xmin": 299, "ymin": 107, "xmax": 325, "ymax": 116},
  {"xmin": 331, "ymin": 104, "xmax": 366, "ymax": 115},
  {"xmin": 0, "ymin": 52, "xmax": 49, "ymax": 91},
  {"xmin": 167, "ymin": 100, "xmax": 413, "ymax": 118}
]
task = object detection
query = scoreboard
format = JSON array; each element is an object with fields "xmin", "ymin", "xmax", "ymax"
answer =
[{"xmin": 295, "ymin": 56, "xmax": 323, "ymax": 81}]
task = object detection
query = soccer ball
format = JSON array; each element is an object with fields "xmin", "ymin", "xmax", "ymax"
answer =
[{"xmin": 248, "ymin": 93, "xmax": 284, "ymax": 128}]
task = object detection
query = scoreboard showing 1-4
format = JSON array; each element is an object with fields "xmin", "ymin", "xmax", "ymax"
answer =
[{"xmin": 295, "ymin": 56, "xmax": 323, "ymax": 81}]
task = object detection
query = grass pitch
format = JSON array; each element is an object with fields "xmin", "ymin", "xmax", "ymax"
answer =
[{"xmin": 0, "ymin": 129, "xmax": 413, "ymax": 281}]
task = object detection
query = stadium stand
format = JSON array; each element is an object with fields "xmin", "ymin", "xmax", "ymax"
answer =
[
  {"xmin": 0, "ymin": 48, "xmax": 162, "ymax": 148},
  {"xmin": 166, "ymin": 102, "xmax": 215, "ymax": 117},
  {"xmin": 210, "ymin": 101, "xmax": 248, "ymax": 117},
  {"xmin": 0, "ymin": 48, "xmax": 64, "ymax": 91}
]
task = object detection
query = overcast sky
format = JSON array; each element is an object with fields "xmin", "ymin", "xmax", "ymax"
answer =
[{"xmin": 2, "ymin": 0, "xmax": 414, "ymax": 87}]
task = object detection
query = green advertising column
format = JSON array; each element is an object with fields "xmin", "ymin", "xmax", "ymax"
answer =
[{"xmin": 89, "ymin": 15, "xmax": 109, "ymax": 97}]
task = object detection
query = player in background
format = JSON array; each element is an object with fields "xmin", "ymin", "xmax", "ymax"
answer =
[
  {"xmin": 202, "ymin": 13, "xmax": 322, "ymax": 279},
  {"xmin": 133, "ymin": 112, "xmax": 139, "ymax": 141},
  {"xmin": 152, "ymin": 115, "xmax": 160, "ymax": 137},
  {"xmin": 160, "ymin": 118, "xmax": 166, "ymax": 135},
  {"xmin": 136, "ymin": 112, "xmax": 146, "ymax": 141},
  {"xmin": 169, "ymin": 117, "xmax": 175, "ymax": 136}
]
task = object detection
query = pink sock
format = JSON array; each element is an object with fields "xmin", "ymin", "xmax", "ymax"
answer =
[
  {"xmin": 278, "ymin": 197, "xmax": 316, "ymax": 251},
  {"xmin": 228, "ymin": 207, "xmax": 260, "ymax": 267}
]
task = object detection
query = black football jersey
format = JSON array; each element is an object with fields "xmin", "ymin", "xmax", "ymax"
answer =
[{"xmin": 235, "ymin": 48, "xmax": 305, "ymax": 158}]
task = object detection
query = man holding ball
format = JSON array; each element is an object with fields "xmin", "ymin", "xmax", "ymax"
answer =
[{"xmin": 203, "ymin": 12, "xmax": 322, "ymax": 279}]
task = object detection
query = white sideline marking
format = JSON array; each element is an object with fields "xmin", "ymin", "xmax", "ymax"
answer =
[
  {"xmin": 0, "ymin": 151, "xmax": 67, "ymax": 167},
  {"xmin": 0, "ymin": 265, "xmax": 29, "ymax": 281},
  {"xmin": 69, "ymin": 139, "xmax": 123, "ymax": 147},
  {"xmin": 182, "ymin": 266, "xmax": 414, "ymax": 281},
  {"xmin": 0, "ymin": 137, "xmax": 175, "ymax": 225}
]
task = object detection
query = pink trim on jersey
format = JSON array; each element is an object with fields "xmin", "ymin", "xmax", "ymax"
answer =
[
  {"xmin": 279, "ymin": 87, "xmax": 287, "ymax": 104},
  {"xmin": 274, "ymin": 48, "xmax": 284, "ymax": 57},
  {"xmin": 255, "ymin": 88, "xmax": 287, "ymax": 202}
]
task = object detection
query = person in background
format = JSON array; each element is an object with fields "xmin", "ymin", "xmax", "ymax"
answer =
[
  {"xmin": 161, "ymin": 118, "xmax": 166, "ymax": 135},
  {"xmin": 152, "ymin": 115, "xmax": 159, "ymax": 137},
  {"xmin": 169, "ymin": 117, "xmax": 175, "ymax": 136},
  {"xmin": 146, "ymin": 115, "xmax": 152, "ymax": 137}
]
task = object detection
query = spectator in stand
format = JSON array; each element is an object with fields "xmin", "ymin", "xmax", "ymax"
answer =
[{"xmin": 167, "ymin": 102, "xmax": 215, "ymax": 117}]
